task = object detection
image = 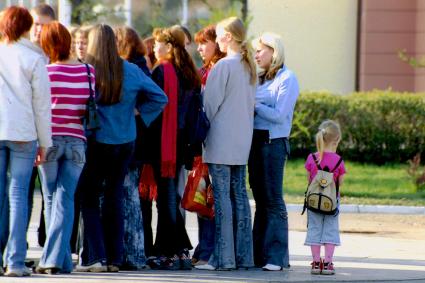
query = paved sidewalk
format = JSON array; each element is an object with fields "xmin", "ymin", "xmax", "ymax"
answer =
[{"xmin": 1, "ymin": 192, "xmax": 424, "ymax": 282}]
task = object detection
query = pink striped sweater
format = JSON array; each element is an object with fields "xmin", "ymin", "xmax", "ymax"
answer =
[{"xmin": 46, "ymin": 63, "xmax": 95, "ymax": 141}]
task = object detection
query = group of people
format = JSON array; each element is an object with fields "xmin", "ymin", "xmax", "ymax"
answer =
[{"xmin": 0, "ymin": 3, "xmax": 346, "ymax": 278}]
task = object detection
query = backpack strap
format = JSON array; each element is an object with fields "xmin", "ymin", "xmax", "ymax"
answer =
[
  {"xmin": 311, "ymin": 153, "xmax": 323, "ymax": 170},
  {"xmin": 331, "ymin": 157, "xmax": 343, "ymax": 173}
]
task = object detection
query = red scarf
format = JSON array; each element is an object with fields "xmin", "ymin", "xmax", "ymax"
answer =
[{"xmin": 160, "ymin": 62, "xmax": 178, "ymax": 178}]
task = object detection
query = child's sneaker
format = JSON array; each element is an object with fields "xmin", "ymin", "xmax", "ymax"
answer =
[
  {"xmin": 321, "ymin": 262, "xmax": 335, "ymax": 275},
  {"xmin": 310, "ymin": 260, "xmax": 321, "ymax": 274}
]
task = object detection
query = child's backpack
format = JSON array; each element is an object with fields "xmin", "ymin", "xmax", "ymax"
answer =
[{"xmin": 302, "ymin": 154, "xmax": 342, "ymax": 215}]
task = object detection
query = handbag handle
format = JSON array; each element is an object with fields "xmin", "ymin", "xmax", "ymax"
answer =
[{"xmin": 84, "ymin": 63, "xmax": 94, "ymax": 99}]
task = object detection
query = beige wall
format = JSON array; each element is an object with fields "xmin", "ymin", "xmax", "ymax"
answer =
[{"xmin": 248, "ymin": 0, "xmax": 358, "ymax": 94}]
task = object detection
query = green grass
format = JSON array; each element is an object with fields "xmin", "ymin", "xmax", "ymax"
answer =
[{"xmin": 247, "ymin": 159, "xmax": 425, "ymax": 206}]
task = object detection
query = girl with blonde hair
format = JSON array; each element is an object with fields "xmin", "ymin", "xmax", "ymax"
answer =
[
  {"xmin": 304, "ymin": 120, "xmax": 346, "ymax": 275},
  {"xmin": 248, "ymin": 32, "xmax": 299, "ymax": 271},
  {"xmin": 195, "ymin": 17, "xmax": 256, "ymax": 271}
]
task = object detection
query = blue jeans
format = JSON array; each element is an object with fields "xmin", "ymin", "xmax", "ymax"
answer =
[
  {"xmin": 193, "ymin": 216, "xmax": 215, "ymax": 261},
  {"xmin": 0, "ymin": 140, "xmax": 37, "ymax": 269},
  {"xmin": 248, "ymin": 133, "xmax": 290, "ymax": 267},
  {"xmin": 37, "ymin": 136, "xmax": 86, "ymax": 271},
  {"xmin": 207, "ymin": 164, "xmax": 253, "ymax": 269},
  {"xmin": 79, "ymin": 141, "xmax": 134, "ymax": 266}
]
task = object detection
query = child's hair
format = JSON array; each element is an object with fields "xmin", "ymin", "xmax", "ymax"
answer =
[{"xmin": 315, "ymin": 120, "xmax": 342, "ymax": 162}]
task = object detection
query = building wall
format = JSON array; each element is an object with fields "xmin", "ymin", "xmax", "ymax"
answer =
[
  {"xmin": 359, "ymin": 0, "xmax": 425, "ymax": 92},
  {"xmin": 248, "ymin": 0, "xmax": 358, "ymax": 94}
]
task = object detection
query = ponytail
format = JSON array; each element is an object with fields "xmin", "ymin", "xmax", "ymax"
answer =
[
  {"xmin": 315, "ymin": 129, "xmax": 325, "ymax": 163},
  {"xmin": 217, "ymin": 17, "xmax": 257, "ymax": 85},
  {"xmin": 315, "ymin": 120, "xmax": 342, "ymax": 163},
  {"xmin": 240, "ymin": 40, "xmax": 257, "ymax": 85}
]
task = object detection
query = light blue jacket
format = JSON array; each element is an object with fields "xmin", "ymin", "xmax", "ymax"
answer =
[
  {"xmin": 254, "ymin": 66, "xmax": 299, "ymax": 139},
  {"xmin": 95, "ymin": 60, "xmax": 167, "ymax": 144}
]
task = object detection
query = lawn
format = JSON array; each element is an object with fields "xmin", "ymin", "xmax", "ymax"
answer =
[{"xmin": 247, "ymin": 159, "xmax": 425, "ymax": 207}]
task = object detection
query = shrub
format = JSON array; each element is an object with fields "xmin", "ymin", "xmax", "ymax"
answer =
[{"xmin": 290, "ymin": 91, "xmax": 425, "ymax": 164}]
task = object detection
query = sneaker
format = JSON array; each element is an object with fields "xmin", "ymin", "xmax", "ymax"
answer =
[
  {"xmin": 107, "ymin": 265, "xmax": 119, "ymax": 272},
  {"xmin": 34, "ymin": 266, "xmax": 60, "ymax": 275},
  {"xmin": 179, "ymin": 249, "xmax": 192, "ymax": 270},
  {"xmin": 146, "ymin": 256, "xmax": 162, "ymax": 270},
  {"xmin": 321, "ymin": 262, "xmax": 335, "ymax": 275},
  {"xmin": 5, "ymin": 266, "xmax": 31, "ymax": 277},
  {"xmin": 193, "ymin": 259, "xmax": 208, "ymax": 266},
  {"xmin": 310, "ymin": 260, "xmax": 321, "ymax": 275},
  {"xmin": 262, "ymin": 264, "xmax": 282, "ymax": 271},
  {"xmin": 160, "ymin": 255, "xmax": 180, "ymax": 270},
  {"xmin": 75, "ymin": 262, "xmax": 107, "ymax": 272},
  {"xmin": 194, "ymin": 264, "xmax": 216, "ymax": 271}
]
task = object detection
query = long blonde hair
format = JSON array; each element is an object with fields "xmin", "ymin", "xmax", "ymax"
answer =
[
  {"xmin": 86, "ymin": 24, "xmax": 123, "ymax": 105},
  {"xmin": 256, "ymin": 32, "xmax": 285, "ymax": 84},
  {"xmin": 315, "ymin": 120, "xmax": 342, "ymax": 162},
  {"xmin": 217, "ymin": 17, "xmax": 256, "ymax": 85}
]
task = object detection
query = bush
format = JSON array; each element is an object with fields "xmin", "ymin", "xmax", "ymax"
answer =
[{"xmin": 290, "ymin": 91, "xmax": 425, "ymax": 164}]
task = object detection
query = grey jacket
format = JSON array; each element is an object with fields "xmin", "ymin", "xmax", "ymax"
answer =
[{"xmin": 202, "ymin": 54, "xmax": 255, "ymax": 165}]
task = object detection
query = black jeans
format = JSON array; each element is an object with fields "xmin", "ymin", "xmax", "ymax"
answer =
[
  {"xmin": 248, "ymin": 130, "xmax": 290, "ymax": 267},
  {"xmin": 154, "ymin": 166, "xmax": 192, "ymax": 257},
  {"xmin": 79, "ymin": 140, "xmax": 134, "ymax": 266}
]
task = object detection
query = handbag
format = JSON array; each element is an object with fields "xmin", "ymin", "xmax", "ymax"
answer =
[
  {"xmin": 84, "ymin": 64, "xmax": 100, "ymax": 131},
  {"xmin": 181, "ymin": 156, "xmax": 214, "ymax": 219}
]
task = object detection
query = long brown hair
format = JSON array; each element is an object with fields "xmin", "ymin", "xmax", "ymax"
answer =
[
  {"xmin": 153, "ymin": 26, "xmax": 200, "ymax": 89},
  {"xmin": 194, "ymin": 24, "xmax": 225, "ymax": 68},
  {"xmin": 114, "ymin": 26, "xmax": 146, "ymax": 61},
  {"xmin": 217, "ymin": 17, "xmax": 256, "ymax": 85},
  {"xmin": 86, "ymin": 24, "xmax": 123, "ymax": 105}
]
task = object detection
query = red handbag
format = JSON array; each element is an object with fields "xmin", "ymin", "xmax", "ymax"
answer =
[{"xmin": 182, "ymin": 157, "xmax": 214, "ymax": 219}]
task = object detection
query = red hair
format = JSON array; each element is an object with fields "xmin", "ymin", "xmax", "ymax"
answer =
[
  {"xmin": 0, "ymin": 6, "xmax": 33, "ymax": 43},
  {"xmin": 40, "ymin": 21, "xmax": 71, "ymax": 63},
  {"xmin": 194, "ymin": 24, "xmax": 225, "ymax": 67}
]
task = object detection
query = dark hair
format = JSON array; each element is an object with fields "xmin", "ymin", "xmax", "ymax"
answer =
[
  {"xmin": 178, "ymin": 25, "xmax": 192, "ymax": 43},
  {"xmin": 0, "ymin": 6, "xmax": 33, "ymax": 43},
  {"xmin": 32, "ymin": 3, "xmax": 56, "ymax": 20},
  {"xmin": 86, "ymin": 24, "xmax": 123, "ymax": 105},
  {"xmin": 153, "ymin": 26, "xmax": 200, "ymax": 89},
  {"xmin": 143, "ymin": 36, "xmax": 156, "ymax": 67},
  {"xmin": 194, "ymin": 24, "xmax": 225, "ymax": 68},
  {"xmin": 40, "ymin": 21, "xmax": 71, "ymax": 63},
  {"xmin": 114, "ymin": 26, "xmax": 146, "ymax": 61}
]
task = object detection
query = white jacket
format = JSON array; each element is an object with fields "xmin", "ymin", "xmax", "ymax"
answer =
[{"xmin": 0, "ymin": 38, "xmax": 52, "ymax": 148}]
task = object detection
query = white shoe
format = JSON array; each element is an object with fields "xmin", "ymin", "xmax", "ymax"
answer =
[
  {"xmin": 75, "ymin": 262, "xmax": 107, "ymax": 272},
  {"xmin": 5, "ymin": 266, "xmax": 31, "ymax": 277},
  {"xmin": 262, "ymin": 264, "xmax": 282, "ymax": 271},
  {"xmin": 194, "ymin": 264, "xmax": 216, "ymax": 270}
]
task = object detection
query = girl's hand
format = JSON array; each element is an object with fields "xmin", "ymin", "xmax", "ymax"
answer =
[{"xmin": 35, "ymin": 147, "xmax": 46, "ymax": 166}]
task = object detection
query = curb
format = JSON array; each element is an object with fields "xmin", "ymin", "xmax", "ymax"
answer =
[{"xmin": 248, "ymin": 200, "xmax": 425, "ymax": 215}]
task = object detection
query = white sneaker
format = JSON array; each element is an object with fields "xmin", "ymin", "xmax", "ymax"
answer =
[
  {"xmin": 262, "ymin": 264, "xmax": 282, "ymax": 271},
  {"xmin": 75, "ymin": 262, "xmax": 107, "ymax": 272},
  {"xmin": 194, "ymin": 264, "xmax": 216, "ymax": 270},
  {"xmin": 5, "ymin": 266, "xmax": 31, "ymax": 277}
]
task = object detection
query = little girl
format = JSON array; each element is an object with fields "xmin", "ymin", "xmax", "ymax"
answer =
[{"xmin": 304, "ymin": 120, "xmax": 346, "ymax": 275}]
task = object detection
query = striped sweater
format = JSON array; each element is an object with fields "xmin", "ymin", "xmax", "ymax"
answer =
[{"xmin": 46, "ymin": 63, "xmax": 95, "ymax": 141}]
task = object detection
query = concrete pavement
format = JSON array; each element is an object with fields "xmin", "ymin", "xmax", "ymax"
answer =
[{"xmin": 0, "ymin": 191, "xmax": 424, "ymax": 282}]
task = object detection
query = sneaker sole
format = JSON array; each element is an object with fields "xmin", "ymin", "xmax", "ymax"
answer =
[
  {"xmin": 75, "ymin": 267, "xmax": 107, "ymax": 272},
  {"xmin": 321, "ymin": 270, "xmax": 335, "ymax": 275}
]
